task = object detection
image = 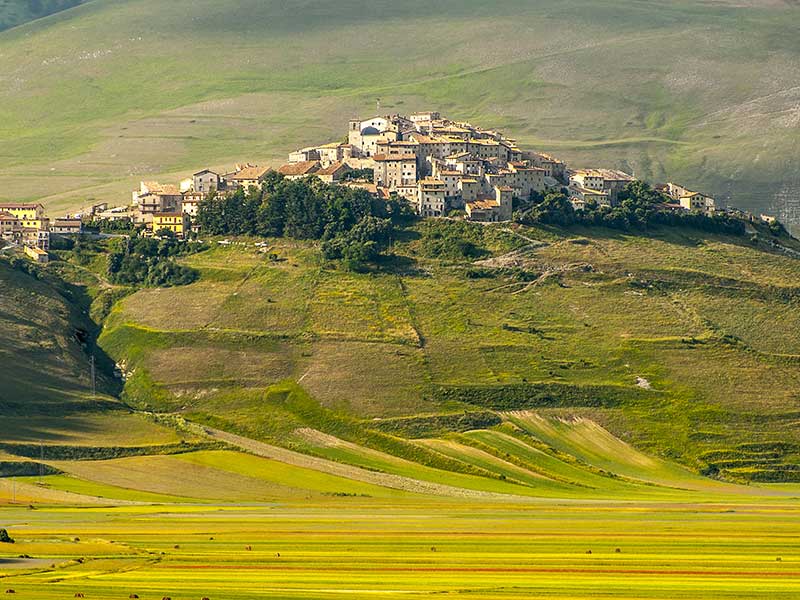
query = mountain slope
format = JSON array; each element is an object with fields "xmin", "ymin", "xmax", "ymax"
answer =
[
  {"xmin": 3, "ymin": 220, "xmax": 800, "ymax": 502},
  {"xmin": 0, "ymin": 0, "xmax": 799, "ymax": 221},
  {"xmin": 0, "ymin": 259, "xmax": 99, "ymax": 411},
  {"xmin": 95, "ymin": 221, "xmax": 800, "ymax": 484}
]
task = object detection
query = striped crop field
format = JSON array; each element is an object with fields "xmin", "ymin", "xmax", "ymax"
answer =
[{"xmin": 1, "ymin": 500, "xmax": 800, "ymax": 599}]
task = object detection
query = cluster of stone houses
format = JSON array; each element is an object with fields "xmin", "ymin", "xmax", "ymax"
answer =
[
  {"xmin": 283, "ymin": 112, "xmax": 726, "ymax": 222},
  {"xmin": 0, "ymin": 202, "xmax": 86, "ymax": 263},
  {"xmin": 118, "ymin": 164, "xmax": 281, "ymax": 238},
  {"xmin": 97, "ymin": 112, "xmax": 727, "ymax": 240},
  {"xmin": 284, "ymin": 112, "xmax": 568, "ymax": 222},
  {"xmin": 4, "ymin": 111, "xmax": 753, "ymax": 264}
]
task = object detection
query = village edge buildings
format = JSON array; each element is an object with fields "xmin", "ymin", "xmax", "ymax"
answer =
[
  {"xmin": 4, "ymin": 110, "xmax": 755, "ymax": 263},
  {"xmin": 115, "ymin": 111, "xmax": 726, "ymax": 238}
]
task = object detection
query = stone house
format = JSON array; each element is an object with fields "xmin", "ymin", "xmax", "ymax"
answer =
[
  {"xmin": 50, "ymin": 218, "xmax": 82, "ymax": 235},
  {"xmin": 228, "ymin": 166, "xmax": 270, "ymax": 189},
  {"xmin": 315, "ymin": 161, "xmax": 352, "ymax": 183},
  {"xmin": 465, "ymin": 187, "xmax": 514, "ymax": 222},
  {"xmin": 417, "ymin": 178, "xmax": 447, "ymax": 217},
  {"xmin": 192, "ymin": 170, "xmax": 221, "ymax": 194},
  {"xmin": 278, "ymin": 161, "xmax": 321, "ymax": 180},
  {"xmin": 373, "ymin": 154, "xmax": 417, "ymax": 190}
]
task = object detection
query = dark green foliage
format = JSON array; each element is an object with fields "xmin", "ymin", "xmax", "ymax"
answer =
[
  {"xmin": 369, "ymin": 412, "xmax": 502, "ymax": 439},
  {"xmin": 0, "ymin": 441, "xmax": 222, "ymax": 461},
  {"xmin": 430, "ymin": 383, "xmax": 653, "ymax": 410},
  {"xmin": 88, "ymin": 218, "xmax": 137, "ymax": 234},
  {"xmin": 0, "ymin": 461, "xmax": 61, "ymax": 478},
  {"xmin": 106, "ymin": 235, "xmax": 202, "ymax": 288},
  {"xmin": 520, "ymin": 192, "xmax": 576, "ymax": 227},
  {"xmin": 70, "ymin": 234, "xmax": 98, "ymax": 266},
  {"xmin": 321, "ymin": 215, "xmax": 393, "ymax": 271},
  {"xmin": 513, "ymin": 189, "xmax": 545, "ymax": 214},
  {"xmin": 517, "ymin": 182, "xmax": 747, "ymax": 236},
  {"xmin": 416, "ymin": 220, "xmax": 491, "ymax": 260},
  {"xmin": 340, "ymin": 168, "xmax": 374, "ymax": 181},
  {"xmin": 197, "ymin": 171, "xmax": 405, "ymax": 268},
  {"xmin": 0, "ymin": 528, "xmax": 13, "ymax": 544},
  {"xmin": 768, "ymin": 220, "xmax": 786, "ymax": 237}
]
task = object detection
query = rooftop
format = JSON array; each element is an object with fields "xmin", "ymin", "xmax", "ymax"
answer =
[
  {"xmin": 229, "ymin": 166, "xmax": 270, "ymax": 180},
  {"xmin": 467, "ymin": 199, "xmax": 499, "ymax": 210},
  {"xmin": 0, "ymin": 203, "xmax": 43, "ymax": 210},
  {"xmin": 316, "ymin": 161, "xmax": 349, "ymax": 176},
  {"xmin": 278, "ymin": 161, "xmax": 320, "ymax": 176},
  {"xmin": 373, "ymin": 153, "xmax": 416, "ymax": 162}
]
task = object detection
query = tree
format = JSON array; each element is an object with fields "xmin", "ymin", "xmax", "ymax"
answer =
[{"xmin": 518, "ymin": 192, "xmax": 575, "ymax": 226}]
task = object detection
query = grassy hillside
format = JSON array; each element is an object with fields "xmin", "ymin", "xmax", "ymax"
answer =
[
  {"xmin": 0, "ymin": 0, "xmax": 799, "ymax": 222},
  {"xmin": 0, "ymin": 255, "xmax": 203, "ymax": 471},
  {"xmin": 88, "ymin": 219, "xmax": 800, "ymax": 486},
  {"xmin": 3, "ymin": 224, "xmax": 800, "ymax": 600},
  {"xmin": 0, "ymin": 258, "xmax": 103, "ymax": 411}
]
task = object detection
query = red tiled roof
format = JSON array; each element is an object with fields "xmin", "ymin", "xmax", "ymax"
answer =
[{"xmin": 278, "ymin": 161, "xmax": 320, "ymax": 176}]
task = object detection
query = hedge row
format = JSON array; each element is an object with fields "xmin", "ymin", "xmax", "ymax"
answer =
[
  {"xmin": 0, "ymin": 441, "xmax": 223, "ymax": 461},
  {"xmin": 0, "ymin": 461, "xmax": 61, "ymax": 478},
  {"xmin": 428, "ymin": 383, "xmax": 651, "ymax": 410},
  {"xmin": 723, "ymin": 466, "xmax": 800, "ymax": 483}
]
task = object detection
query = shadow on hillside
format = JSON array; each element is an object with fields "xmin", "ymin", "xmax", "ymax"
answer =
[
  {"xmin": 0, "ymin": 413, "xmax": 124, "ymax": 443},
  {"xmin": 376, "ymin": 253, "xmax": 419, "ymax": 275}
]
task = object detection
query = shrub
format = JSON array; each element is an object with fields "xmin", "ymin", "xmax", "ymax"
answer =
[
  {"xmin": 106, "ymin": 235, "xmax": 203, "ymax": 288},
  {"xmin": 429, "ymin": 382, "xmax": 651, "ymax": 410}
]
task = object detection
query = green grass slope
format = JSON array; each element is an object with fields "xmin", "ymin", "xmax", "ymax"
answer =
[
  {"xmin": 0, "ymin": 259, "xmax": 102, "ymax": 412},
  {"xmin": 95, "ymin": 221, "xmax": 800, "ymax": 488},
  {"xmin": 0, "ymin": 0, "xmax": 799, "ymax": 221},
  {"xmin": 0, "ymin": 257, "xmax": 203, "ymax": 484}
]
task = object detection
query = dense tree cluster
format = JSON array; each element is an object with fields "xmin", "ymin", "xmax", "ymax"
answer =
[
  {"xmin": 88, "ymin": 218, "xmax": 138, "ymax": 234},
  {"xmin": 516, "ymin": 182, "xmax": 747, "ymax": 236},
  {"xmin": 416, "ymin": 220, "xmax": 491, "ymax": 260},
  {"xmin": 107, "ymin": 234, "xmax": 202, "ymax": 287},
  {"xmin": 197, "ymin": 172, "xmax": 412, "ymax": 270}
]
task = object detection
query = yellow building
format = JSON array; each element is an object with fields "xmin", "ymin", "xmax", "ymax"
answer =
[
  {"xmin": 24, "ymin": 245, "xmax": 49, "ymax": 264},
  {"xmin": 0, "ymin": 203, "xmax": 48, "ymax": 230},
  {"xmin": 152, "ymin": 212, "xmax": 189, "ymax": 238}
]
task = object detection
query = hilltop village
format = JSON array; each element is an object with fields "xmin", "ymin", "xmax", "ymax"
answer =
[{"xmin": 0, "ymin": 112, "xmax": 777, "ymax": 260}]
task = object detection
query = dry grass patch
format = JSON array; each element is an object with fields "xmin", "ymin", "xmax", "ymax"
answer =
[{"xmin": 300, "ymin": 340, "xmax": 431, "ymax": 418}]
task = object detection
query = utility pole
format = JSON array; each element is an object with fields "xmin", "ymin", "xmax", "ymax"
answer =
[
  {"xmin": 90, "ymin": 355, "xmax": 96, "ymax": 399},
  {"xmin": 39, "ymin": 443, "xmax": 44, "ymax": 485}
]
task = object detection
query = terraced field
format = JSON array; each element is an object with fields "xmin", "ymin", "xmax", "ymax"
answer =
[{"xmin": 93, "ymin": 222, "xmax": 800, "ymax": 480}]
